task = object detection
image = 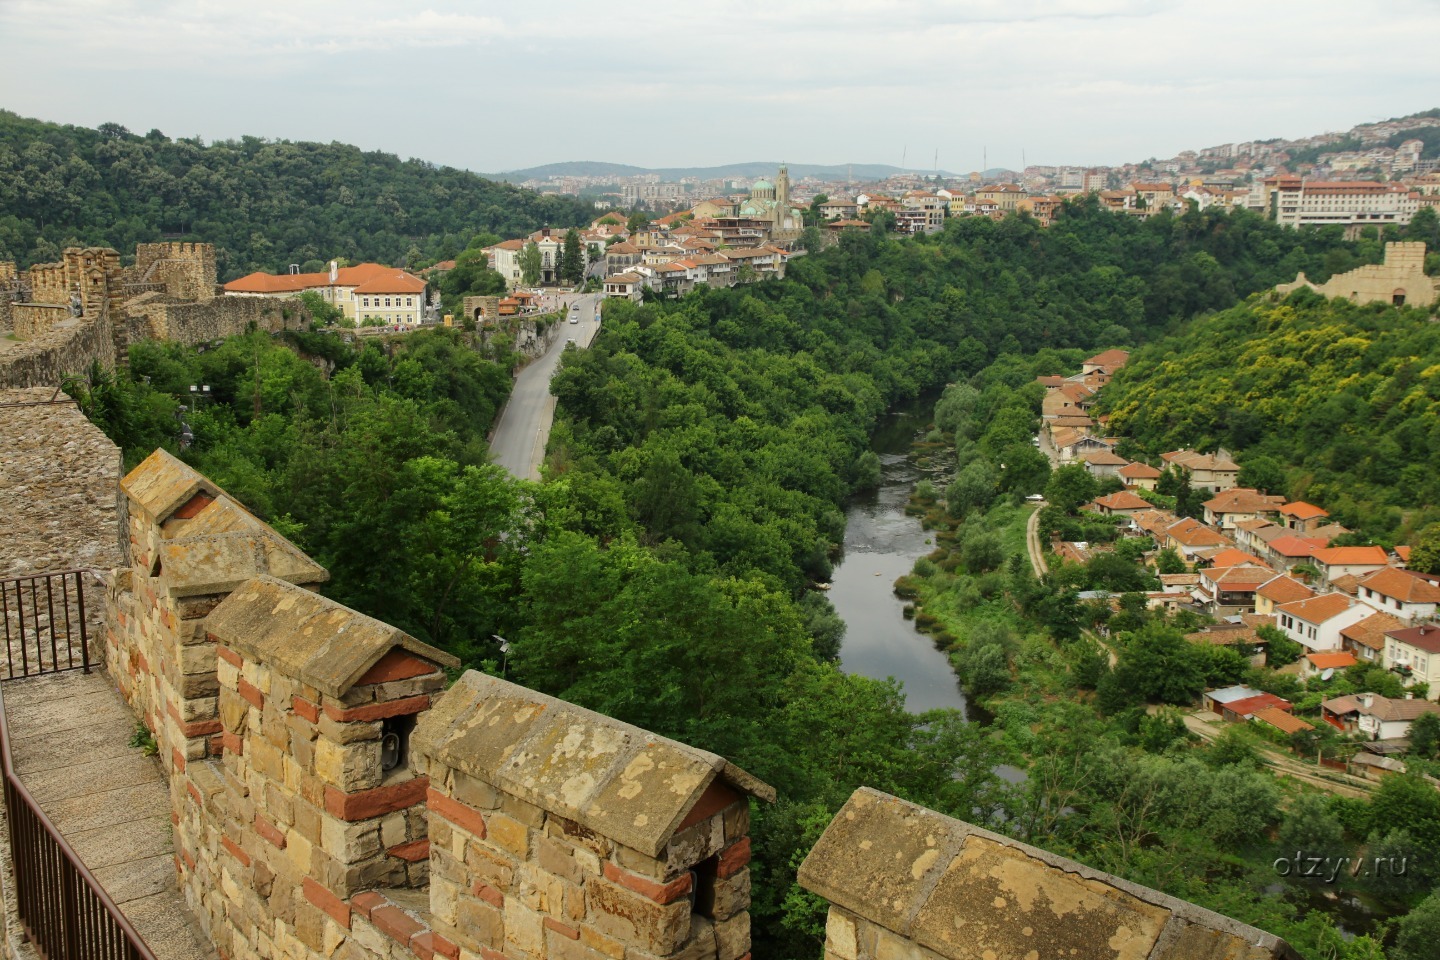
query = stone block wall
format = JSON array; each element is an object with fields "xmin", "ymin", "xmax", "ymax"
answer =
[
  {"xmin": 0, "ymin": 314, "xmax": 117, "ymax": 390},
  {"xmin": 126, "ymin": 293, "xmax": 310, "ymax": 347},
  {"xmin": 11, "ymin": 303, "xmax": 71, "ymax": 339}
]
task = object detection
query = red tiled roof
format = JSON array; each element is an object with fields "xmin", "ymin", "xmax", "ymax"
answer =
[
  {"xmin": 1118, "ymin": 462, "xmax": 1162, "ymax": 479},
  {"xmin": 1091, "ymin": 491, "xmax": 1151, "ymax": 511},
  {"xmin": 1306, "ymin": 652, "xmax": 1357, "ymax": 670},
  {"xmin": 1207, "ymin": 548, "xmax": 1266, "ymax": 569},
  {"xmin": 1267, "ymin": 536, "xmax": 1321, "ymax": 559},
  {"xmin": 353, "ymin": 271, "xmax": 426, "ymax": 295},
  {"xmin": 1359, "ymin": 567, "xmax": 1440, "ymax": 604},
  {"xmin": 1225, "ymin": 693, "xmax": 1292, "ymax": 718},
  {"xmin": 1312, "ymin": 546, "xmax": 1388, "ymax": 568},
  {"xmin": 1387, "ymin": 623, "xmax": 1440, "ymax": 655},
  {"xmin": 1278, "ymin": 593, "xmax": 1356, "ymax": 624},
  {"xmin": 224, "ymin": 262, "xmax": 398, "ymax": 294},
  {"xmin": 1281, "ymin": 501, "xmax": 1329, "ymax": 521},
  {"xmin": 1252, "ymin": 706, "xmax": 1313, "ymax": 734},
  {"xmin": 1257, "ymin": 575, "xmax": 1316, "ymax": 605},
  {"xmin": 1203, "ymin": 488, "xmax": 1286, "ymax": 514},
  {"xmin": 1341, "ymin": 612, "xmax": 1406, "ymax": 651}
]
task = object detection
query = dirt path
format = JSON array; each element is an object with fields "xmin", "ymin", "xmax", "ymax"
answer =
[{"xmin": 1181, "ymin": 710, "xmax": 1374, "ymax": 799}]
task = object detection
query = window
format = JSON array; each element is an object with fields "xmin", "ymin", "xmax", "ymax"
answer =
[{"xmin": 385, "ymin": 298, "xmax": 392, "ymax": 307}]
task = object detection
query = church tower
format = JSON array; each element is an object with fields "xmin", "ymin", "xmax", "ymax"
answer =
[{"xmin": 776, "ymin": 164, "xmax": 791, "ymax": 210}]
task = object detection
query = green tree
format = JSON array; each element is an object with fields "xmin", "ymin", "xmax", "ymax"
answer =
[
  {"xmin": 1237, "ymin": 455, "xmax": 1287, "ymax": 496},
  {"xmin": 946, "ymin": 459, "xmax": 998, "ymax": 517},
  {"xmin": 1154, "ymin": 547, "xmax": 1186, "ymax": 575},
  {"xmin": 1045, "ymin": 463, "xmax": 1098, "ymax": 514},
  {"xmin": 626, "ymin": 211, "xmax": 650, "ymax": 233},
  {"xmin": 1409, "ymin": 711, "xmax": 1440, "ymax": 759},
  {"xmin": 296, "ymin": 290, "xmax": 345, "ymax": 326},
  {"xmin": 519, "ymin": 241, "xmax": 543, "ymax": 286},
  {"xmin": 1392, "ymin": 891, "xmax": 1440, "ymax": 960},
  {"xmin": 561, "ymin": 227, "xmax": 585, "ymax": 284},
  {"xmin": 1277, "ymin": 792, "xmax": 1345, "ymax": 859},
  {"xmin": 1411, "ymin": 523, "xmax": 1440, "ymax": 575}
]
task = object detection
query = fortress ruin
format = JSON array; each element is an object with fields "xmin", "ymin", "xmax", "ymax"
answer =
[
  {"xmin": 0, "ymin": 242, "xmax": 309, "ymax": 392},
  {"xmin": 1276, "ymin": 241, "xmax": 1439, "ymax": 308}
]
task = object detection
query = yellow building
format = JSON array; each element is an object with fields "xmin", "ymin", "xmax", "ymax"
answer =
[{"xmin": 224, "ymin": 261, "xmax": 427, "ymax": 325}]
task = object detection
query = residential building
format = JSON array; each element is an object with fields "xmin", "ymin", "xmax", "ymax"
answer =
[
  {"xmin": 1383, "ymin": 623, "xmax": 1440, "ymax": 696},
  {"xmin": 1356, "ymin": 567, "xmax": 1440, "ymax": 622},
  {"xmin": 223, "ymin": 261, "xmax": 427, "ymax": 325},
  {"xmin": 1201, "ymin": 488, "xmax": 1286, "ymax": 531},
  {"xmin": 1322, "ymin": 692, "xmax": 1440, "ymax": 739},
  {"xmin": 974, "ymin": 184, "xmax": 1027, "ymax": 212},
  {"xmin": 1160, "ymin": 449, "xmax": 1240, "ymax": 491},
  {"xmin": 1252, "ymin": 706, "xmax": 1314, "ymax": 737},
  {"xmin": 1254, "ymin": 574, "xmax": 1316, "ymax": 616},
  {"xmin": 1311, "ymin": 546, "xmax": 1389, "ymax": 585},
  {"xmin": 1279, "ymin": 501, "xmax": 1330, "ymax": 534},
  {"xmin": 1087, "ymin": 490, "xmax": 1152, "ymax": 521},
  {"xmin": 1340, "ymin": 611, "xmax": 1407, "ymax": 664},
  {"xmin": 1302, "ymin": 651, "xmax": 1357, "ymax": 680},
  {"xmin": 1166, "ymin": 517, "xmax": 1232, "ymax": 559},
  {"xmin": 1275, "ymin": 593, "xmax": 1371, "ymax": 653},
  {"xmin": 818, "ymin": 198, "xmax": 859, "ymax": 220},
  {"xmin": 1082, "ymin": 349, "xmax": 1129, "ymax": 376},
  {"xmin": 1081, "ymin": 450, "xmax": 1129, "ymax": 479},
  {"xmin": 1118, "ymin": 461, "xmax": 1162, "ymax": 491},
  {"xmin": 1195, "ymin": 563, "xmax": 1276, "ymax": 615},
  {"xmin": 487, "ymin": 239, "xmax": 526, "ymax": 286},
  {"xmin": 602, "ymin": 272, "xmax": 645, "ymax": 301}
]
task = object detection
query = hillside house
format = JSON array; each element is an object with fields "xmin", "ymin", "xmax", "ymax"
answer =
[
  {"xmin": 1356, "ymin": 567, "xmax": 1440, "ymax": 622},
  {"xmin": 1280, "ymin": 501, "xmax": 1330, "ymax": 534},
  {"xmin": 1254, "ymin": 575, "xmax": 1316, "ymax": 616},
  {"xmin": 1161, "ymin": 449, "xmax": 1240, "ymax": 491},
  {"xmin": 1081, "ymin": 449, "xmax": 1129, "ymax": 479},
  {"xmin": 1195, "ymin": 563, "xmax": 1276, "ymax": 615},
  {"xmin": 1340, "ymin": 611, "xmax": 1406, "ymax": 664},
  {"xmin": 1276, "ymin": 593, "xmax": 1372, "ymax": 653},
  {"xmin": 1311, "ymin": 546, "xmax": 1389, "ymax": 585},
  {"xmin": 1201, "ymin": 488, "xmax": 1286, "ymax": 531},
  {"xmin": 1165, "ymin": 517, "xmax": 1232, "ymax": 559},
  {"xmin": 1383, "ymin": 623, "xmax": 1440, "ymax": 697},
  {"xmin": 1118, "ymin": 461, "xmax": 1162, "ymax": 490},
  {"xmin": 1322, "ymin": 693, "xmax": 1440, "ymax": 739}
]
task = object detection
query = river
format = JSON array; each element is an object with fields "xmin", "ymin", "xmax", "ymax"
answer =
[{"xmin": 832, "ymin": 398, "xmax": 974, "ymax": 716}]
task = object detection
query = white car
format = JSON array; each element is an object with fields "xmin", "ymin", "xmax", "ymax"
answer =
[{"xmin": 569, "ymin": 315, "xmax": 578, "ymax": 324}]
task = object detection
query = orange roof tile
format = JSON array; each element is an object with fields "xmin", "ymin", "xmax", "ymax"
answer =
[
  {"xmin": 1278, "ymin": 593, "xmax": 1356, "ymax": 624},
  {"xmin": 1306, "ymin": 652, "xmax": 1357, "ymax": 670},
  {"xmin": 1252, "ymin": 706, "xmax": 1313, "ymax": 734},
  {"xmin": 1118, "ymin": 462, "xmax": 1162, "ymax": 479},
  {"xmin": 1312, "ymin": 546, "xmax": 1388, "ymax": 568},
  {"xmin": 1208, "ymin": 549, "xmax": 1266, "ymax": 568},
  {"xmin": 1091, "ymin": 491, "xmax": 1151, "ymax": 511},
  {"xmin": 1341, "ymin": 611, "xmax": 1406, "ymax": 651},
  {"xmin": 1359, "ymin": 567, "xmax": 1440, "ymax": 604},
  {"xmin": 1280, "ymin": 501, "xmax": 1329, "ymax": 521},
  {"xmin": 1257, "ymin": 576, "xmax": 1316, "ymax": 605},
  {"xmin": 1085, "ymin": 349, "xmax": 1130, "ymax": 367}
]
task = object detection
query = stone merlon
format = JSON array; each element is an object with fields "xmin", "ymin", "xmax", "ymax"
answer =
[
  {"xmin": 799, "ymin": 787, "xmax": 1299, "ymax": 960},
  {"xmin": 122, "ymin": 449, "xmax": 328, "ymax": 595},
  {"xmin": 205, "ymin": 575, "xmax": 457, "ymax": 698},
  {"xmin": 412, "ymin": 670, "xmax": 774, "ymax": 858}
]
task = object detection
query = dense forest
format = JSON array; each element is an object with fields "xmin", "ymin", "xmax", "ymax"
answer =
[
  {"xmin": 72, "ymin": 194, "xmax": 1440, "ymax": 958},
  {"xmin": 0, "ymin": 111, "xmax": 595, "ymax": 278}
]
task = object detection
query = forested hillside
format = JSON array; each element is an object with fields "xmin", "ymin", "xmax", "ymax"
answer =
[
  {"xmin": 1101, "ymin": 263, "xmax": 1440, "ymax": 539},
  {"xmin": 0, "ymin": 111, "xmax": 595, "ymax": 278}
]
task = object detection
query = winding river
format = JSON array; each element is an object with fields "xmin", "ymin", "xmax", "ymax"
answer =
[{"xmin": 832, "ymin": 399, "xmax": 973, "ymax": 716}]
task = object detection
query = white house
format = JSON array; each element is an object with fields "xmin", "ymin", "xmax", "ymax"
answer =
[
  {"xmin": 1382, "ymin": 623, "xmax": 1440, "ymax": 698},
  {"xmin": 1357, "ymin": 567, "xmax": 1440, "ymax": 623},
  {"xmin": 1322, "ymin": 693, "xmax": 1440, "ymax": 740},
  {"xmin": 1275, "ymin": 593, "xmax": 1372, "ymax": 653}
]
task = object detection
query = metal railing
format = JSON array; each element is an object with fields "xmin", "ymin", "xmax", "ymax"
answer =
[
  {"xmin": 0, "ymin": 570, "xmax": 155, "ymax": 958},
  {"xmin": 0, "ymin": 570, "xmax": 92, "ymax": 681},
  {"xmin": 0, "ymin": 684, "xmax": 156, "ymax": 959}
]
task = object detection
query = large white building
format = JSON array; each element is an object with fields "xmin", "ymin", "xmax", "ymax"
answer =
[{"xmin": 1263, "ymin": 177, "xmax": 1420, "ymax": 229}]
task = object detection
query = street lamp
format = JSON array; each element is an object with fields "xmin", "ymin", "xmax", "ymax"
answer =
[
  {"xmin": 188, "ymin": 384, "xmax": 211, "ymax": 409},
  {"xmin": 492, "ymin": 635, "xmax": 511, "ymax": 678}
]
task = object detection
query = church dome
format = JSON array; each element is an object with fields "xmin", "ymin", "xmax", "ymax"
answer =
[{"xmin": 752, "ymin": 179, "xmax": 773, "ymax": 191}]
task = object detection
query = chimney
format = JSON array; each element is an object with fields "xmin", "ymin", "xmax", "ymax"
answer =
[
  {"xmin": 328, "ymin": 260, "xmax": 338, "ymax": 283},
  {"xmin": 1361, "ymin": 693, "xmax": 1374, "ymax": 709}
]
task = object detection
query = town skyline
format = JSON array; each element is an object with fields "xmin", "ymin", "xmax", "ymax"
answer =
[{"xmin": 4, "ymin": 0, "xmax": 1439, "ymax": 174}]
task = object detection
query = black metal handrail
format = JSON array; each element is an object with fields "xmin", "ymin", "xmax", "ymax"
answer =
[
  {"xmin": 0, "ymin": 684, "xmax": 157, "ymax": 959},
  {"xmin": 0, "ymin": 570, "xmax": 92, "ymax": 681}
]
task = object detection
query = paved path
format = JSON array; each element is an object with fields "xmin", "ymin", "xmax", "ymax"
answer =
[
  {"xmin": 489, "ymin": 293, "xmax": 601, "ymax": 481},
  {"xmin": 2, "ymin": 671, "xmax": 215, "ymax": 960}
]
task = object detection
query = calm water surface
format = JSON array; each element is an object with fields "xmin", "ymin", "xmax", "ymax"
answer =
[{"xmin": 833, "ymin": 401, "xmax": 971, "ymax": 716}]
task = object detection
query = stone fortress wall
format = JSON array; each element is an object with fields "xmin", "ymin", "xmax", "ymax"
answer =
[
  {"xmin": 0, "ymin": 242, "xmax": 309, "ymax": 391},
  {"xmin": 1276, "ymin": 241, "xmax": 1439, "ymax": 307},
  {"xmin": 77, "ymin": 448, "xmax": 1300, "ymax": 960}
]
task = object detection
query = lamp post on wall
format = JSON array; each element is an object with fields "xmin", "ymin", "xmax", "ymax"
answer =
[
  {"xmin": 188, "ymin": 384, "xmax": 211, "ymax": 409},
  {"xmin": 492, "ymin": 635, "xmax": 510, "ymax": 678}
]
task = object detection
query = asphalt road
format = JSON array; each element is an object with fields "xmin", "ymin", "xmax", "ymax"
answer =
[{"xmin": 489, "ymin": 292, "xmax": 601, "ymax": 481}]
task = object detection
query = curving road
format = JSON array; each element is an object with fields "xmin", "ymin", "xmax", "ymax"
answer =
[{"xmin": 489, "ymin": 292, "xmax": 602, "ymax": 481}]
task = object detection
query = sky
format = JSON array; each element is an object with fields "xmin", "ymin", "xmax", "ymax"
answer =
[{"xmin": 3, "ymin": 0, "xmax": 1439, "ymax": 176}]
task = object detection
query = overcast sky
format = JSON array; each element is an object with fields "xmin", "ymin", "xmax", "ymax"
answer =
[{"xmin": 3, "ymin": 0, "xmax": 1438, "ymax": 175}]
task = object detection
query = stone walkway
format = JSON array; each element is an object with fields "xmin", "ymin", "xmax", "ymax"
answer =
[{"xmin": 2, "ymin": 671, "xmax": 215, "ymax": 960}]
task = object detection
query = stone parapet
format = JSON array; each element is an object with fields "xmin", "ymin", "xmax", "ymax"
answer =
[{"xmin": 799, "ymin": 788, "xmax": 1300, "ymax": 960}]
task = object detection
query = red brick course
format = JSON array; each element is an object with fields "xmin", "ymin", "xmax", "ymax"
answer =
[
  {"xmin": 387, "ymin": 839, "xmax": 430, "ymax": 862},
  {"xmin": 324, "ymin": 775, "xmax": 429, "ymax": 822},
  {"xmin": 303, "ymin": 877, "xmax": 351, "ymax": 929},
  {"xmin": 292, "ymin": 696, "xmax": 320, "ymax": 722},
  {"xmin": 371, "ymin": 905, "xmax": 424, "ymax": 944},
  {"xmin": 717, "ymin": 837, "xmax": 751, "ymax": 879},
  {"xmin": 473, "ymin": 882, "xmax": 505, "ymax": 909},
  {"xmin": 216, "ymin": 645, "xmax": 243, "ymax": 667},
  {"xmin": 544, "ymin": 917, "xmax": 580, "ymax": 940},
  {"xmin": 602, "ymin": 862, "xmax": 693, "ymax": 904},
  {"xmin": 426, "ymin": 787, "xmax": 488, "ymax": 839},
  {"xmin": 350, "ymin": 890, "xmax": 387, "ymax": 920},
  {"xmin": 322, "ymin": 694, "xmax": 430, "ymax": 723},
  {"xmin": 221, "ymin": 835, "xmax": 251, "ymax": 867},
  {"xmin": 254, "ymin": 814, "xmax": 286, "ymax": 849},
  {"xmin": 237, "ymin": 677, "xmax": 264, "ymax": 710}
]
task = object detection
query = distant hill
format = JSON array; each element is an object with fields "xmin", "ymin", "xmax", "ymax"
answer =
[
  {"xmin": 494, "ymin": 161, "xmax": 959, "ymax": 182},
  {"xmin": 0, "ymin": 111, "xmax": 596, "ymax": 279}
]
